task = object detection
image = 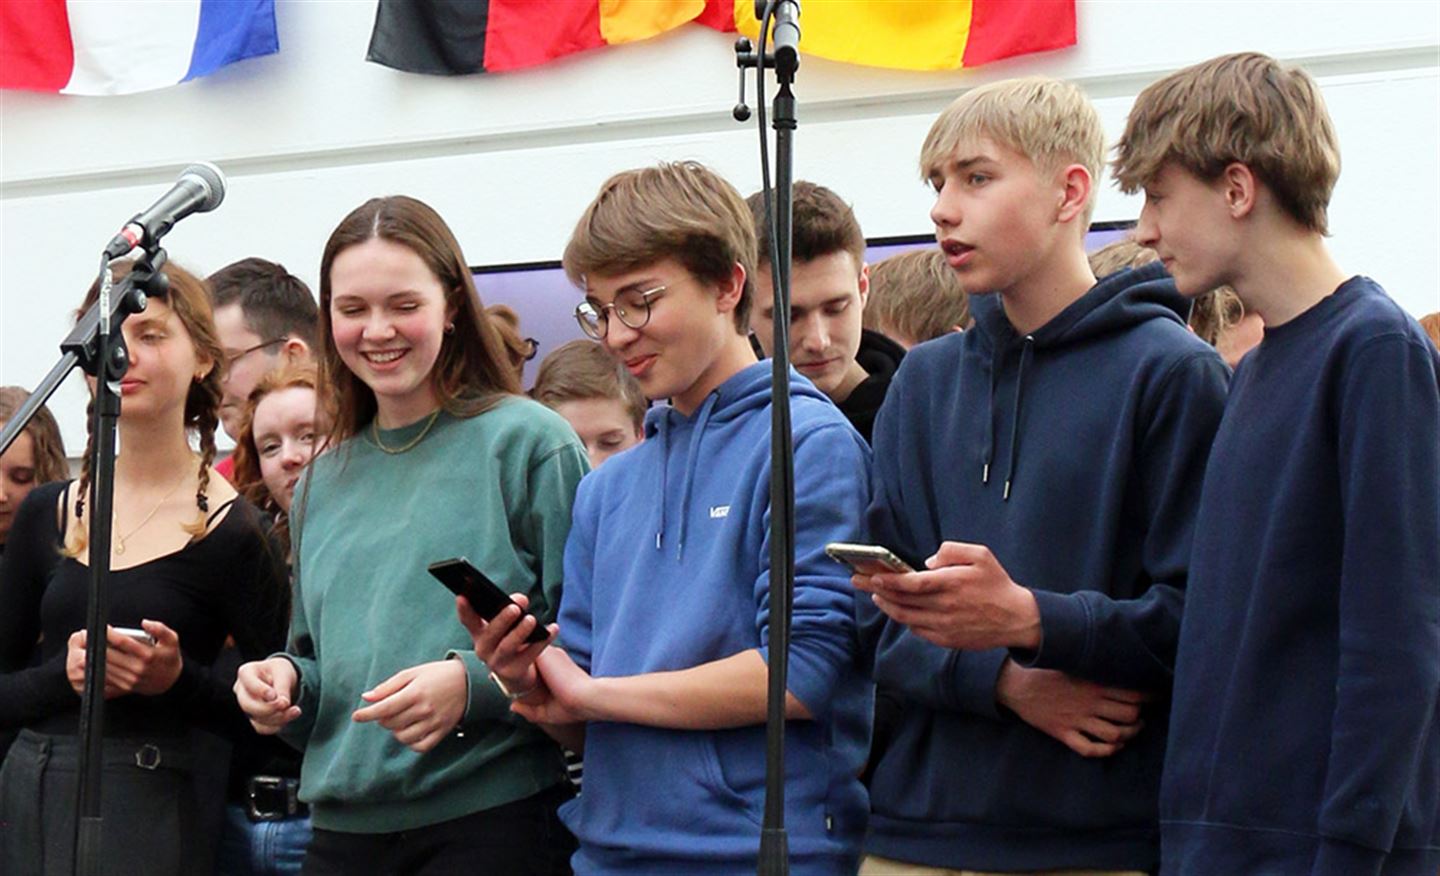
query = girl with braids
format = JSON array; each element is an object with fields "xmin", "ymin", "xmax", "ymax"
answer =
[
  {"xmin": 234, "ymin": 196, "xmax": 586, "ymax": 876},
  {"xmin": 0, "ymin": 259, "xmax": 290, "ymax": 876}
]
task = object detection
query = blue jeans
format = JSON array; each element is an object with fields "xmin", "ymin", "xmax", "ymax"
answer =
[{"xmin": 216, "ymin": 803, "xmax": 312, "ymax": 876}]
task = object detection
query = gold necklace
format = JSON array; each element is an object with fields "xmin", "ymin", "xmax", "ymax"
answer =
[
  {"xmin": 113, "ymin": 466, "xmax": 193, "ymax": 555},
  {"xmin": 372, "ymin": 410, "xmax": 441, "ymax": 455}
]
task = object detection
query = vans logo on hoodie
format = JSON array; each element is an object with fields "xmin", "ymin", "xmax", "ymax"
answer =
[{"xmin": 709, "ymin": 505, "xmax": 731, "ymax": 519}]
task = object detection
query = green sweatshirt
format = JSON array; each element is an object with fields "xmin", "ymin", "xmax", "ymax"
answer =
[{"xmin": 278, "ymin": 398, "xmax": 587, "ymax": 832}]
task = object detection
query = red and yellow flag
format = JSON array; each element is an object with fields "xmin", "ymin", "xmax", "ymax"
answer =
[
  {"xmin": 367, "ymin": 0, "xmax": 1074, "ymax": 76},
  {"xmin": 728, "ymin": 0, "xmax": 1076, "ymax": 71}
]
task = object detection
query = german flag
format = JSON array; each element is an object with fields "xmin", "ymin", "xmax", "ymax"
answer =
[{"xmin": 367, "ymin": 0, "xmax": 1073, "ymax": 76}]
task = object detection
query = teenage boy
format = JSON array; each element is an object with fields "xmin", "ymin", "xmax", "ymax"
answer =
[
  {"xmin": 463, "ymin": 161, "xmax": 874, "ymax": 875},
  {"xmin": 864, "ymin": 247, "xmax": 972, "ymax": 349},
  {"xmin": 851, "ymin": 77, "xmax": 1230, "ymax": 874},
  {"xmin": 1114, "ymin": 52, "xmax": 1440, "ymax": 875},
  {"xmin": 531, "ymin": 339, "xmax": 647, "ymax": 469},
  {"xmin": 747, "ymin": 182, "xmax": 904, "ymax": 443},
  {"xmin": 208, "ymin": 257, "xmax": 317, "ymax": 443}
]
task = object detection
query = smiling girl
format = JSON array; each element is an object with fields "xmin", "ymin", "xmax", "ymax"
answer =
[
  {"xmin": 234, "ymin": 196, "xmax": 587, "ymax": 875},
  {"xmin": 0, "ymin": 259, "xmax": 290, "ymax": 875}
]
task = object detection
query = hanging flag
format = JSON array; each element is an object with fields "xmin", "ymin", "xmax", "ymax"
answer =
[
  {"xmin": 368, "ymin": 0, "xmax": 707, "ymax": 75},
  {"xmin": 366, "ymin": 0, "xmax": 1073, "ymax": 77},
  {"xmin": 0, "ymin": 0, "xmax": 278, "ymax": 96},
  {"xmin": 729, "ymin": 0, "xmax": 1075, "ymax": 71}
]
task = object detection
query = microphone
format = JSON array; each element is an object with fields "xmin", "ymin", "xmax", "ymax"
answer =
[{"xmin": 104, "ymin": 162, "xmax": 226, "ymax": 259}]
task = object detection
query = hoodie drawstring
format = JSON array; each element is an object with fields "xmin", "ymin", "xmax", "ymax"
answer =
[
  {"xmin": 982, "ymin": 345, "xmax": 1001, "ymax": 485},
  {"xmin": 1002, "ymin": 336, "xmax": 1035, "ymax": 500},
  {"xmin": 673, "ymin": 395, "xmax": 717, "ymax": 560},
  {"xmin": 655, "ymin": 415, "xmax": 671, "ymax": 551}
]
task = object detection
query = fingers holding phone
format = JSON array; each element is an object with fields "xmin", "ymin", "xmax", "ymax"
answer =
[{"xmin": 456, "ymin": 593, "xmax": 555, "ymax": 699}]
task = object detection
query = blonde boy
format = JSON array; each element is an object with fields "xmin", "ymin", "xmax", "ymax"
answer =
[
  {"xmin": 1115, "ymin": 52, "xmax": 1440, "ymax": 876},
  {"xmin": 854, "ymin": 77, "xmax": 1228, "ymax": 874},
  {"xmin": 863, "ymin": 247, "xmax": 972, "ymax": 348}
]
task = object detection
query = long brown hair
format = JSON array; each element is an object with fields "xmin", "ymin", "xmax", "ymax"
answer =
[
  {"xmin": 68, "ymin": 259, "xmax": 223, "ymax": 555},
  {"xmin": 231, "ymin": 363, "xmax": 320, "ymax": 555},
  {"xmin": 316, "ymin": 196, "xmax": 519, "ymax": 446},
  {"xmin": 0, "ymin": 386, "xmax": 70, "ymax": 485}
]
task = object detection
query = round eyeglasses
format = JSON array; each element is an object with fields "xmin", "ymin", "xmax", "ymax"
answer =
[{"xmin": 574, "ymin": 285, "xmax": 667, "ymax": 340}]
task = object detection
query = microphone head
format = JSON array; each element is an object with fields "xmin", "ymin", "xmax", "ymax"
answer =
[{"xmin": 180, "ymin": 162, "xmax": 226, "ymax": 213}]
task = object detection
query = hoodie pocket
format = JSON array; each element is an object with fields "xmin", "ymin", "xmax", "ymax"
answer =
[{"xmin": 701, "ymin": 728, "xmax": 765, "ymax": 827}]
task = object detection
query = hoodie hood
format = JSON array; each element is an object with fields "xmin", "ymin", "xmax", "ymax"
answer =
[
  {"xmin": 966, "ymin": 262, "xmax": 1191, "ymax": 498},
  {"xmin": 642, "ymin": 362, "xmax": 833, "ymax": 558}
]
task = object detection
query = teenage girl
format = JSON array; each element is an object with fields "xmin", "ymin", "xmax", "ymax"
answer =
[
  {"xmin": 0, "ymin": 260, "xmax": 290, "ymax": 875},
  {"xmin": 234, "ymin": 196, "xmax": 587, "ymax": 876}
]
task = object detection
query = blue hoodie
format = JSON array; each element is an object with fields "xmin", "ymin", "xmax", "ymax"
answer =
[
  {"xmin": 557, "ymin": 362, "xmax": 874, "ymax": 875},
  {"xmin": 1161, "ymin": 277, "xmax": 1440, "ymax": 876},
  {"xmin": 860, "ymin": 263, "xmax": 1229, "ymax": 871}
]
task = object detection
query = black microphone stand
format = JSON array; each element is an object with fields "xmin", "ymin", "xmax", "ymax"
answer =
[
  {"xmin": 734, "ymin": 3, "xmax": 799, "ymax": 873},
  {"xmin": 0, "ymin": 248, "xmax": 162, "ymax": 876}
]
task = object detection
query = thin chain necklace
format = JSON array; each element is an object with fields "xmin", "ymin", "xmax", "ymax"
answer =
[
  {"xmin": 113, "ymin": 464, "xmax": 194, "ymax": 555},
  {"xmin": 372, "ymin": 410, "xmax": 441, "ymax": 455}
]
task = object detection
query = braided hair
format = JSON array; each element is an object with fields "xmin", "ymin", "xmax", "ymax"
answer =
[{"xmin": 67, "ymin": 258, "xmax": 226, "ymax": 557}]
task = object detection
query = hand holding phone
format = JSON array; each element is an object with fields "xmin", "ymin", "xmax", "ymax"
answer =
[
  {"xmin": 825, "ymin": 542, "xmax": 916, "ymax": 575},
  {"xmin": 113, "ymin": 626, "xmax": 157, "ymax": 647},
  {"xmin": 428, "ymin": 557, "xmax": 548, "ymax": 645}
]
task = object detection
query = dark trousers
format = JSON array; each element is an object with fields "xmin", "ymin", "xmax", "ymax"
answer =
[
  {"xmin": 302, "ymin": 783, "xmax": 576, "ymax": 876},
  {"xmin": 0, "ymin": 729, "xmax": 203, "ymax": 876}
]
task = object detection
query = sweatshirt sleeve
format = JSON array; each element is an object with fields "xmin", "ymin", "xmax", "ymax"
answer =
[
  {"xmin": 752, "ymin": 420, "xmax": 871, "ymax": 722},
  {"xmin": 1310, "ymin": 334, "xmax": 1440, "ymax": 871},
  {"xmin": 859, "ymin": 368, "xmax": 1011, "ymax": 719},
  {"xmin": 455, "ymin": 437, "xmax": 588, "ymax": 727},
  {"xmin": 276, "ymin": 486, "xmax": 320, "ymax": 749},
  {"xmin": 1015, "ymin": 351, "xmax": 1228, "ymax": 690},
  {"xmin": 0, "ymin": 485, "xmax": 77, "ymax": 728}
]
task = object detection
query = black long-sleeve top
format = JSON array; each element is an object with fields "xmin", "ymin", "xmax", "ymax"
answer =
[{"xmin": 0, "ymin": 480, "xmax": 289, "ymax": 741}]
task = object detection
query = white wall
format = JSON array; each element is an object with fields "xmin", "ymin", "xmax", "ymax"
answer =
[{"xmin": 3, "ymin": 0, "xmax": 1438, "ymax": 451}]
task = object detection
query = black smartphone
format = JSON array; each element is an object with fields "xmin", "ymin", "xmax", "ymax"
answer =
[{"xmin": 427, "ymin": 557, "xmax": 548, "ymax": 644}]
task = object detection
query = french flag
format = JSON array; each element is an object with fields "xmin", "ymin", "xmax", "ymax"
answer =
[{"xmin": 1, "ymin": 0, "xmax": 277, "ymax": 96}]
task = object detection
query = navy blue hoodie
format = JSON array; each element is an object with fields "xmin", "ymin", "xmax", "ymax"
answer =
[
  {"xmin": 860, "ymin": 263, "xmax": 1229, "ymax": 870},
  {"xmin": 557, "ymin": 363, "xmax": 874, "ymax": 875},
  {"xmin": 1161, "ymin": 277, "xmax": 1440, "ymax": 876}
]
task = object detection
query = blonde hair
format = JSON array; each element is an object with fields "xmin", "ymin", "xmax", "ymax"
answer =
[
  {"xmin": 1419, "ymin": 312, "xmax": 1440, "ymax": 350},
  {"xmin": 864, "ymin": 248, "xmax": 972, "ymax": 344},
  {"xmin": 920, "ymin": 76, "xmax": 1106, "ymax": 225},
  {"xmin": 562, "ymin": 161, "xmax": 757, "ymax": 333},
  {"xmin": 1087, "ymin": 238, "xmax": 1159, "ymax": 278},
  {"xmin": 1113, "ymin": 52, "xmax": 1341, "ymax": 234}
]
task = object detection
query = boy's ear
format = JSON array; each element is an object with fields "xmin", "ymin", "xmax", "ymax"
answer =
[
  {"xmin": 1221, "ymin": 162, "xmax": 1258, "ymax": 219},
  {"xmin": 714, "ymin": 262, "xmax": 747, "ymax": 315},
  {"xmin": 281, "ymin": 337, "xmax": 310, "ymax": 362},
  {"xmin": 857, "ymin": 262, "xmax": 871, "ymax": 307},
  {"xmin": 1055, "ymin": 163, "xmax": 1093, "ymax": 225}
]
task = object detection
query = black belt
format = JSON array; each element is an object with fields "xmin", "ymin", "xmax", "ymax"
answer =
[{"xmin": 245, "ymin": 775, "xmax": 308, "ymax": 822}]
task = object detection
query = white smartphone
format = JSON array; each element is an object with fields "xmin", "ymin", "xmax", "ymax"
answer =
[
  {"xmin": 113, "ymin": 626, "xmax": 157, "ymax": 647},
  {"xmin": 825, "ymin": 542, "xmax": 915, "ymax": 575}
]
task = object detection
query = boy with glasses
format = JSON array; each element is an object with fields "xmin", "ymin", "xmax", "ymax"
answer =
[
  {"xmin": 208, "ymin": 258, "xmax": 317, "ymax": 462},
  {"xmin": 463, "ymin": 161, "xmax": 874, "ymax": 874}
]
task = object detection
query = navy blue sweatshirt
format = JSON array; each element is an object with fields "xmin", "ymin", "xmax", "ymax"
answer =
[
  {"xmin": 860, "ymin": 263, "xmax": 1229, "ymax": 871},
  {"xmin": 1161, "ymin": 277, "xmax": 1440, "ymax": 876}
]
